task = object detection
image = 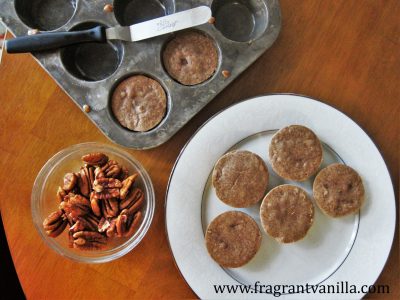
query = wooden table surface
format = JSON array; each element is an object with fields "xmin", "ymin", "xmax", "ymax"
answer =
[{"xmin": 0, "ymin": 1, "xmax": 398, "ymax": 299}]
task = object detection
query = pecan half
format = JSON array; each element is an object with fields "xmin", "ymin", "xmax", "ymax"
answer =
[
  {"xmin": 88, "ymin": 166, "xmax": 95, "ymax": 189},
  {"xmin": 73, "ymin": 231, "xmax": 107, "ymax": 250},
  {"xmin": 93, "ymin": 188, "xmax": 120, "ymax": 200},
  {"xmin": 70, "ymin": 214, "xmax": 99, "ymax": 233},
  {"xmin": 94, "ymin": 166, "xmax": 105, "ymax": 179},
  {"xmin": 99, "ymin": 160, "xmax": 121, "ymax": 178},
  {"xmin": 43, "ymin": 210, "xmax": 67, "ymax": 237},
  {"xmin": 120, "ymin": 174, "xmax": 138, "ymax": 199},
  {"xmin": 82, "ymin": 166, "xmax": 93, "ymax": 191},
  {"xmin": 101, "ymin": 198, "xmax": 119, "ymax": 218},
  {"xmin": 78, "ymin": 168, "xmax": 90, "ymax": 197},
  {"xmin": 62, "ymin": 173, "xmax": 78, "ymax": 191},
  {"xmin": 85, "ymin": 213, "xmax": 100, "ymax": 228},
  {"xmin": 98, "ymin": 217, "xmax": 111, "ymax": 233},
  {"xmin": 69, "ymin": 219, "xmax": 85, "ymax": 233},
  {"xmin": 90, "ymin": 192, "xmax": 102, "ymax": 217},
  {"xmin": 119, "ymin": 166, "xmax": 129, "ymax": 181},
  {"xmin": 56, "ymin": 186, "xmax": 67, "ymax": 202},
  {"xmin": 60, "ymin": 194, "xmax": 91, "ymax": 221},
  {"xmin": 93, "ymin": 178, "xmax": 122, "ymax": 192},
  {"xmin": 116, "ymin": 211, "xmax": 142, "ymax": 237},
  {"xmin": 82, "ymin": 153, "xmax": 109, "ymax": 167},
  {"xmin": 120, "ymin": 187, "xmax": 144, "ymax": 212},
  {"xmin": 124, "ymin": 211, "xmax": 142, "ymax": 237},
  {"xmin": 106, "ymin": 218, "xmax": 117, "ymax": 237}
]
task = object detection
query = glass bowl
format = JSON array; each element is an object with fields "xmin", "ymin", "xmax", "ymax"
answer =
[{"xmin": 31, "ymin": 142, "xmax": 155, "ymax": 263}]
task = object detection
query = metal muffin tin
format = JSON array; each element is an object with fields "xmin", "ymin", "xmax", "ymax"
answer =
[{"xmin": 0, "ymin": 0, "xmax": 281, "ymax": 149}]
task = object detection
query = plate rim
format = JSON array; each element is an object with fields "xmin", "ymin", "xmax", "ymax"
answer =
[{"xmin": 164, "ymin": 93, "xmax": 396, "ymax": 298}]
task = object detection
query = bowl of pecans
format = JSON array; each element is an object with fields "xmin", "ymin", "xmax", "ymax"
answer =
[{"xmin": 31, "ymin": 142, "xmax": 155, "ymax": 263}]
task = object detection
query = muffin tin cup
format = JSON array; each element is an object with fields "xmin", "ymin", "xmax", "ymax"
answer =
[
  {"xmin": 113, "ymin": 0, "xmax": 176, "ymax": 26},
  {"xmin": 0, "ymin": 0, "xmax": 281, "ymax": 149},
  {"xmin": 15, "ymin": 0, "xmax": 78, "ymax": 31}
]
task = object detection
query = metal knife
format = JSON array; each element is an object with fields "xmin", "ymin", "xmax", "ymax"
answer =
[{"xmin": 5, "ymin": 6, "xmax": 211, "ymax": 54}]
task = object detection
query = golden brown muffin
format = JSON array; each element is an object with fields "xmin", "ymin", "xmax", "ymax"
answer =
[
  {"xmin": 260, "ymin": 185, "xmax": 314, "ymax": 243},
  {"xmin": 269, "ymin": 125, "xmax": 323, "ymax": 181},
  {"xmin": 163, "ymin": 30, "xmax": 218, "ymax": 85},
  {"xmin": 205, "ymin": 211, "xmax": 262, "ymax": 268},
  {"xmin": 212, "ymin": 150, "xmax": 269, "ymax": 208},
  {"xmin": 313, "ymin": 163, "xmax": 365, "ymax": 217},
  {"xmin": 111, "ymin": 75, "xmax": 167, "ymax": 132}
]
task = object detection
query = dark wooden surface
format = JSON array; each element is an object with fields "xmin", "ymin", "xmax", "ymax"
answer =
[{"xmin": 0, "ymin": 0, "xmax": 398, "ymax": 298}]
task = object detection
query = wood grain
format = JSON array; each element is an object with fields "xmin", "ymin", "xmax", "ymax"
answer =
[{"xmin": 0, "ymin": 0, "xmax": 398, "ymax": 299}]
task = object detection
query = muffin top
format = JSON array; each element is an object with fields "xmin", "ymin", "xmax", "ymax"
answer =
[
  {"xmin": 205, "ymin": 211, "xmax": 262, "ymax": 268},
  {"xmin": 163, "ymin": 30, "xmax": 218, "ymax": 85},
  {"xmin": 260, "ymin": 185, "xmax": 314, "ymax": 243},
  {"xmin": 111, "ymin": 75, "xmax": 167, "ymax": 132},
  {"xmin": 313, "ymin": 163, "xmax": 364, "ymax": 217},
  {"xmin": 212, "ymin": 150, "xmax": 269, "ymax": 208},
  {"xmin": 269, "ymin": 125, "xmax": 323, "ymax": 181}
]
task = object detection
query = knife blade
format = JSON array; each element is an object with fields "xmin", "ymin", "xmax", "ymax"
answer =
[
  {"xmin": 106, "ymin": 6, "xmax": 211, "ymax": 41},
  {"xmin": 5, "ymin": 6, "xmax": 212, "ymax": 54}
]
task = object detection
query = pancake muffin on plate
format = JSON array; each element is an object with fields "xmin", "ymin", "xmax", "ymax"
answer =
[
  {"xmin": 205, "ymin": 211, "xmax": 262, "ymax": 268},
  {"xmin": 313, "ymin": 163, "xmax": 365, "ymax": 217},
  {"xmin": 269, "ymin": 125, "xmax": 323, "ymax": 181},
  {"xmin": 212, "ymin": 150, "xmax": 269, "ymax": 208},
  {"xmin": 260, "ymin": 185, "xmax": 314, "ymax": 243}
]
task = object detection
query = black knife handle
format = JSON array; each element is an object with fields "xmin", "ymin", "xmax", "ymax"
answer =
[{"xmin": 6, "ymin": 26, "xmax": 106, "ymax": 54}]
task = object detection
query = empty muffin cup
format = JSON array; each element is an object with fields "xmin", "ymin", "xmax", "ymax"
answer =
[
  {"xmin": 110, "ymin": 75, "xmax": 168, "ymax": 132},
  {"xmin": 113, "ymin": 0, "xmax": 175, "ymax": 26},
  {"xmin": 60, "ymin": 22, "xmax": 123, "ymax": 82},
  {"xmin": 162, "ymin": 30, "xmax": 219, "ymax": 86},
  {"xmin": 211, "ymin": 0, "xmax": 268, "ymax": 42},
  {"xmin": 15, "ymin": 0, "xmax": 77, "ymax": 31}
]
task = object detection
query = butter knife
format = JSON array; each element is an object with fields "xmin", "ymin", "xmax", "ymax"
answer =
[{"xmin": 6, "ymin": 6, "xmax": 211, "ymax": 54}]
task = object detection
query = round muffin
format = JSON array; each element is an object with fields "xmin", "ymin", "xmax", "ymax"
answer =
[
  {"xmin": 163, "ymin": 30, "xmax": 218, "ymax": 85},
  {"xmin": 313, "ymin": 163, "xmax": 365, "ymax": 217},
  {"xmin": 260, "ymin": 185, "xmax": 314, "ymax": 243},
  {"xmin": 111, "ymin": 75, "xmax": 167, "ymax": 132},
  {"xmin": 269, "ymin": 125, "xmax": 323, "ymax": 181},
  {"xmin": 212, "ymin": 150, "xmax": 269, "ymax": 208},
  {"xmin": 205, "ymin": 211, "xmax": 262, "ymax": 268}
]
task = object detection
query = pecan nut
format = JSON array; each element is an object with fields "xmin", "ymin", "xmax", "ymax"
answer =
[
  {"xmin": 102, "ymin": 198, "xmax": 119, "ymax": 218},
  {"xmin": 56, "ymin": 186, "xmax": 67, "ymax": 202},
  {"xmin": 99, "ymin": 160, "xmax": 121, "ymax": 178},
  {"xmin": 78, "ymin": 168, "xmax": 90, "ymax": 197},
  {"xmin": 106, "ymin": 218, "xmax": 117, "ymax": 237},
  {"xmin": 94, "ymin": 166, "xmax": 105, "ymax": 179},
  {"xmin": 81, "ymin": 153, "xmax": 109, "ymax": 167},
  {"xmin": 90, "ymin": 192, "xmax": 102, "ymax": 217},
  {"xmin": 73, "ymin": 231, "xmax": 107, "ymax": 250},
  {"xmin": 98, "ymin": 217, "xmax": 111, "ymax": 233},
  {"xmin": 43, "ymin": 210, "xmax": 67, "ymax": 237},
  {"xmin": 93, "ymin": 178, "xmax": 122, "ymax": 192},
  {"xmin": 119, "ymin": 166, "xmax": 129, "ymax": 181},
  {"xmin": 62, "ymin": 173, "xmax": 78, "ymax": 191},
  {"xmin": 93, "ymin": 188, "xmax": 120, "ymax": 200},
  {"xmin": 60, "ymin": 194, "xmax": 91, "ymax": 221},
  {"xmin": 120, "ymin": 187, "xmax": 144, "ymax": 212},
  {"xmin": 116, "ymin": 211, "xmax": 142, "ymax": 237},
  {"xmin": 69, "ymin": 214, "xmax": 99, "ymax": 233},
  {"xmin": 88, "ymin": 166, "xmax": 95, "ymax": 189},
  {"xmin": 120, "ymin": 174, "xmax": 138, "ymax": 199}
]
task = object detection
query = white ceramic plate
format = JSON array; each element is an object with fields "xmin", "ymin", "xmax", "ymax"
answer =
[{"xmin": 165, "ymin": 95, "xmax": 395, "ymax": 299}]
